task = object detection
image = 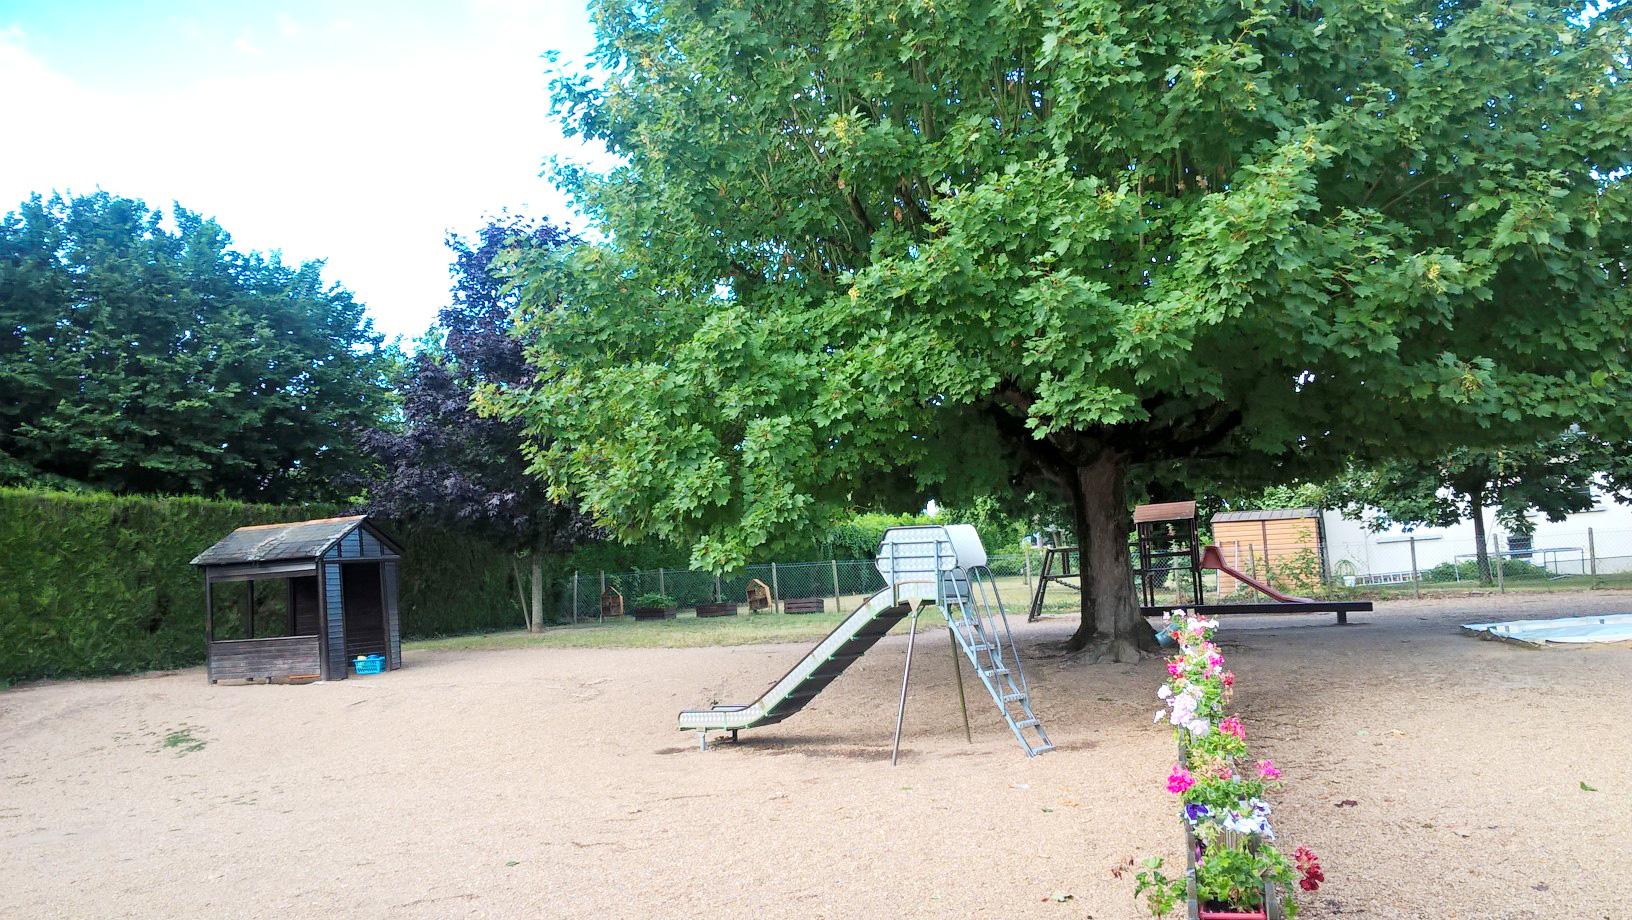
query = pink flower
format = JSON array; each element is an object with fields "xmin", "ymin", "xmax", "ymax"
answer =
[
  {"xmin": 1220, "ymin": 716, "xmax": 1246, "ymax": 740},
  {"xmin": 1166, "ymin": 765, "xmax": 1196, "ymax": 794},
  {"xmin": 1222, "ymin": 671, "xmax": 1235, "ymax": 689},
  {"xmin": 1257, "ymin": 759, "xmax": 1282, "ymax": 781},
  {"xmin": 1166, "ymin": 660, "xmax": 1184, "ymax": 677}
]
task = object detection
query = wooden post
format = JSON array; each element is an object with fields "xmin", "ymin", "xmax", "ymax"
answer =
[
  {"xmin": 715, "ymin": 573, "xmax": 722, "ymax": 602},
  {"xmin": 1409, "ymin": 536, "xmax": 1421, "ymax": 599},
  {"xmin": 572, "ymin": 571, "xmax": 580, "ymax": 625},
  {"xmin": 1588, "ymin": 528, "xmax": 1598, "ymax": 577},
  {"xmin": 770, "ymin": 562, "xmax": 781, "ymax": 612},
  {"xmin": 658, "ymin": 567, "xmax": 665, "ymax": 596},
  {"xmin": 831, "ymin": 559, "xmax": 841, "ymax": 605},
  {"xmin": 203, "ymin": 575, "xmax": 215, "ymax": 683},
  {"xmin": 1494, "ymin": 533, "xmax": 1504, "ymax": 593},
  {"xmin": 600, "ymin": 570, "xmax": 606, "ymax": 596},
  {"xmin": 1024, "ymin": 545, "xmax": 1032, "ymax": 588},
  {"xmin": 246, "ymin": 579, "xmax": 255, "ymax": 640}
]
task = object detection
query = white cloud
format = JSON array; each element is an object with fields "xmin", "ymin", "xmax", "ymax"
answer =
[{"xmin": 0, "ymin": 14, "xmax": 605, "ymax": 341}]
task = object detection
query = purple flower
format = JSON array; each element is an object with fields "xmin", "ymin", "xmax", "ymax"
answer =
[{"xmin": 1184, "ymin": 803, "xmax": 1211, "ymax": 824}]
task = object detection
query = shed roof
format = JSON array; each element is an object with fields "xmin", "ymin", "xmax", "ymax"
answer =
[
  {"xmin": 1133, "ymin": 500, "xmax": 1197, "ymax": 524},
  {"xmin": 1211, "ymin": 507, "xmax": 1319, "ymax": 523},
  {"xmin": 191, "ymin": 515, "xmax": 383, "ymax": 566}
]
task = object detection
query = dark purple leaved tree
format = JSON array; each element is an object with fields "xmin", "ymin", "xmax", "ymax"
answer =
[{"xmin": 362, "ymin": 215, "xmax": 598, "ymax": 629}]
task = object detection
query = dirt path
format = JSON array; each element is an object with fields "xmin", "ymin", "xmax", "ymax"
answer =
[{"xmin": 3, "ymin": 595, "xmax": 1630, "ymax": 919}]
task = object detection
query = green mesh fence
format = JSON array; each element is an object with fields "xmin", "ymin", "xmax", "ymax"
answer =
[{"xmin": 556, "ymin": 552, "xmax": 1045, "ymax": 620}]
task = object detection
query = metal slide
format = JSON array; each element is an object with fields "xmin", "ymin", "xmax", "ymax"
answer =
[
  {"xmin": 679, "ymin": 525, "xmax": 1052, "ymax": 757},
  {"xmin": 677, "ymin": 580, "xmax": 937, "ymax": 742}
]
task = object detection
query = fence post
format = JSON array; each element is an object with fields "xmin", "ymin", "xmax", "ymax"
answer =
[
  {"xmin": 572, "ymin": 571, "xmax": 579, "ymax": 625},
  {"xmin": 1493, "ymin": 533, "xmax": 1504, "ymax": 593},
  {"xmin": 831, "ymin": 559, "xmax": 841, "ymax": 604},
  {"xmin": 1408, "ymin": 536, "xmax": 1420, "ymax": 599},
  {"xmin": 658, "ymin": 567, "xmax": 665, "ymax": 596},
  {"xmin": 1588, "ymin": 528, "xmax": 1598, "ymax": 577},
  {"xmin": 715, "ymin": 573, "xmax": 722, "ymax": 602},
  {"xmin": 1024, "ymin": 545, "xmax": 1032, "ymax": 588},
  {"xmin": 600, "ymin": 570, "xmax": 606, "ymax": 595},
  {"xmin": 770, "ymin": 562, "xmax": 781, "ymax": 611}
]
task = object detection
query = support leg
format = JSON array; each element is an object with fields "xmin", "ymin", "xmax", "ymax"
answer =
[
  {"xmin": 948, "ymin": 625, "xmax": 972, "ymax": 744},
  {"xmin": 890, "ymin": 607, "xmax": 922, "ymax": 766},
  {"xmin": 1337, "ymin": 610, "xmax": 1348, "ymax": 626},
  {"xmin": 699, "ymin": 731, "xmax": 707, "ymax": 752}
]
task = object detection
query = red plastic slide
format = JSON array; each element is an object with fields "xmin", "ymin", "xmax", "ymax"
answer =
[{"xmin": 1199, "ymin": 545, "xmax": 1313, "ymax": 604}]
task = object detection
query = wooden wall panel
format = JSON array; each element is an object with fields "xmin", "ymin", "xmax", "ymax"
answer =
[{"xmin": 207, "ymin": 636, "xmax": 321, "ymax": 682}]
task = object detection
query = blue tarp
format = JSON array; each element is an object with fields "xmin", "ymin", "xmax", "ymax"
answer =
[{"xmin": 1462, "ymin": 613, "xmax": 1632, "ymax": 646}]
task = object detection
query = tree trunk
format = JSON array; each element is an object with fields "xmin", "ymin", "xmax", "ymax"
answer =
[
  {"xmin": 1066, "ymin": 452, "xmax": 1158, "ymax": 661},
  {"xmin": 530, "ymin": 554, "xmax": 545, "ymax": 632},
  {"xmin": 1468, "ymin": 487, "xmax": 1493, "ymax": 586}
]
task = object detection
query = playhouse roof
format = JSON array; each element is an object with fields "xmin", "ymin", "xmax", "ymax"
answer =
[
  {"xmin": 190, "ymin": 515, "xmax": 396, "ymax": 567},
  {"xmin": 1211, "ymin": 507, "xmax": 1319, "ymax": 523}
]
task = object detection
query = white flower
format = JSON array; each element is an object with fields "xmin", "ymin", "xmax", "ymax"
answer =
[
  {"xmin": 1185, "ymin": 718, "xmax": 1211, "ymax": 738},
  {"xmin": 1154, "ymin": 709, "xmax": 1166, "ymax": 724},
  {"xmin": 1157, "ymin": 685, "xmax": 1173, "ymax": 700}
]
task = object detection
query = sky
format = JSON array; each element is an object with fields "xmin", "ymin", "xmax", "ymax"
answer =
[{"xmin": 0, "ymin": 0, "xmax": 604, "ymax": 341}]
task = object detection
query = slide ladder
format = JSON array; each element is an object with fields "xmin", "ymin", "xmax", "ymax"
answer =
[{"xmin": 942, "ymin": 566, "xmax": 1052, "ymax": 756}]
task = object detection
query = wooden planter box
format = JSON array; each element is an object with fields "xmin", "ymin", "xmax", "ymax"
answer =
[
  {"xmin": 694, "ymin": 602, "xmax": 739, "ymax": 618},
  {"xmin": 782, "ymin": 597, "xmax": 827, "ymax": 614},
  {"xmin": 629, "ymin": 606, "xmax": 677, "ymax": 621},
  {"xmin": 1184, "ymin": 824, "xmax": 1281, "ymax": 920}
]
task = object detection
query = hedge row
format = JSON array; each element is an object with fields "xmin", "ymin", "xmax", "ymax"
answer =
[{"xmin": 0, "ymin": 488, "xmax": 521, "ymax": 683}]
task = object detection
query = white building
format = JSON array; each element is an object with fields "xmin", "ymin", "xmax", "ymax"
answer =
[{"xmin": 1321, "ymin": 487, "xmax": 1632, "ymax": 582}]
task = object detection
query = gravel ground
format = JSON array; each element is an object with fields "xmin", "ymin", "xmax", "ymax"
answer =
[{"xmin": 3, "ymin": 593, "xmax": 1630, "ymax": 920}]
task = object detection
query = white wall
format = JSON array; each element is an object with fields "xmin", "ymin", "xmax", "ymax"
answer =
[{"xmin": 1321, "ymin": 486, "xmax": 1632, "ymax": 580}]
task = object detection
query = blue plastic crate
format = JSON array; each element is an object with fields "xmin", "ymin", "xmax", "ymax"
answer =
[{"xmin": 352, "ymin": 654, "xmax": 385, "ymax": 675}]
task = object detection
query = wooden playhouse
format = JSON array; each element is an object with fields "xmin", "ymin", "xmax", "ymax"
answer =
[
  {"xmin": 192, "ymin": 515, "xmax": 403, "ymax": 683},
  {"xmin": 1208, "ymin": 508, "xmax": 1326, "ymax": 595}
]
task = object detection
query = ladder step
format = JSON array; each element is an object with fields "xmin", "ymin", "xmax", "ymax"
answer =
[
  {"xmin": 1013, "ymin": 718, "xmax": 1040, "ymax": 728},
  {"xmin": 1002, "ymin": 692, "xmax": 1027, "ymax": 702}
]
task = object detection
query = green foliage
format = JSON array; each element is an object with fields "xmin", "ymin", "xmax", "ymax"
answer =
[
  {"xmin": 0, "ymin": 192, "xmax": 394, "ymax": 501},
  {"xmin": 0, "ymin": 488, "xmax": 520, "ymax": 683},
  {"xmin": 632, "ymin": 592, "xmax": 677, "ymax": 609},
  {"xmin": 1330, "ymin": 433, "xmax": 1623, "ymax": 535},
  {"xmin": 502, "ymin": 0, "xmax": 1632, "ymax": 656},
  {"xmin": 1421, "ymin": 556, "xmax": 1552, "ymax": 583},
  {"xmin": 1132, "ymin": 857, "xmax": 1185, "ymax": 919}
]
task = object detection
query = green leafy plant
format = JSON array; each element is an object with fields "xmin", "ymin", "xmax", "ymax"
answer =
[
  {"xmin": 1132, "ymin": 857, "xmax": 1185, "ymax": 919},
  {"xmin": 632, "ymin": 593, "xmax": 677, "ymax": 609}
]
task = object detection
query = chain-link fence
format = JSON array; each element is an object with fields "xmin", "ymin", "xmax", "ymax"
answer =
[
  {"xmin": 546, "ymin": 525, "xmax": 1632, "ymax": 624},
  {"xmin": 556, "ymin": 551, "xmax": 1047, "ymax": 622},
  {"xmin": 1325, "ymin": 525, "xmax": 1632, "ymax": 595}
]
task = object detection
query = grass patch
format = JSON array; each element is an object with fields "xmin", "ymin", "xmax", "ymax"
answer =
[{"xmin": 160, "ymin": 726, "xmax": 206, "ymax": 755}]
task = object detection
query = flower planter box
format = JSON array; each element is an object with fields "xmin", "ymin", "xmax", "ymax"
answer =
[
  {"xmin": 629, "ymin": 606, "xmax": 677, "ymax": 621},
  {"xmin": 694, "ymin": 602, "xmax": 739, "ymax": 618},
  {"xmin": 1184, "ymin": 825, "xmax": 1281, "ymax": 920}
]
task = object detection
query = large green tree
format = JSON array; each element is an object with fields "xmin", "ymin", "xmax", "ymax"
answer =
[
  {"xmin": 500, "ymin": 0, "xmax": 1632, "ymax": 659},
  {"xmin": 1329, "ymin": 431, "xmax": 1629, "ymax": 583},
  {"xmin": 0, "ymin": 192, "xmax": 393, "ymax": 501}
]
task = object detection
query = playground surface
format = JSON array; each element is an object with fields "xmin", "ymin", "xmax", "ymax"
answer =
[{"xmin": 4, "ymin": 594, "xmax": 1630, "ymax": 919}]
